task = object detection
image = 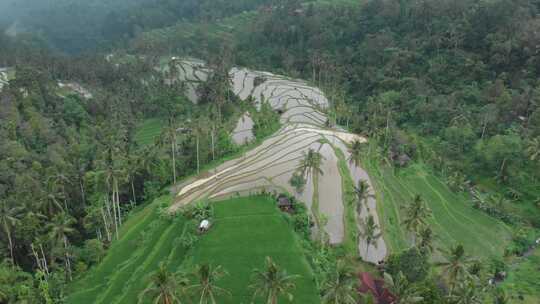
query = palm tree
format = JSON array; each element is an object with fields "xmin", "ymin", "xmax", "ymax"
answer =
[
  {"xmin": 0, "ymin": 199, "xmax": 21, "ymax": 264},
  {"xmin": 402, "ymin": 195, "xmax": 432, "ymax": 245},
  {"xmin": 250, "ymin": 256, "xmax": 299, "ymax": 304},
  {"xmin": 321, "ymin": 260, "xmax": 357, "ymax": 304},
  {"xmin": 140, "ymin": 263, "xmax": 189, "ymax": 304},
  {"xmin": 39, "ymin": 182, "xmax": 65, "ymax": 217},
  {"xmin": 436, "ymin": 244, "xmax": 475, "ymax": 292},
  {"xmin": 299, "ymin": 149, "xmax": 324, "ymax": 179},
  {"xmin": 47, "ymin": 212, "xmax": 76, "ymax": 280},
  {"xmin": 383, "ymin": 272, "xmax": 423, "ymax": 304},
  {"xmin": 348, "ymin": 139, "xmax": 365, "ymax": 167},
  {"xmin": 361, "ymin": 215, "xmax": 382, "ymax": 257},
  {"xmin": 189, "ymin": 264, "xmax": 229, "ymax": 304},
  {"xmin": 418, "ymin": 227, "xmax": 434, "ymax": 253},
  {"xmin": 350, "ymin": 180, "xmax": 373, "ymax": 215},
  {"xmin": 446, "ymin": 279, "xmax": 482, "ymax": 304}
]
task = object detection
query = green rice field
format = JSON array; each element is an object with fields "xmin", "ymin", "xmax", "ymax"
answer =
[
  {"xmin": 66, "ymin": 195, "xmax": 320, "ymax": 304},
  {"xmin": 363, "ymin": 157, "xmax": 513, "ymax": 259}
]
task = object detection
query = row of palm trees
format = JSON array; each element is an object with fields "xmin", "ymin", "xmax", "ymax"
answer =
[{"xmin": 141, "ymin": 257, "xmax": 298, "ymax": 304}]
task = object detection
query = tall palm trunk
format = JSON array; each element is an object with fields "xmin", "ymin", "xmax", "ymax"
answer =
[
  {"xmin": 3, "ymin": 220, "xmax": 14, "ymax": 265},
  {"xmin": 100, "ymin": 207, "xmax": 111, "ymax": 242},
  {"xmin": 115, "ymin": 180, "xmax": 122, "ymax": 226},
  {"xmin": 171, "ymin": 132, "xmax": 177, "ymax": 184},
  {"xmin": 131, "ymin": 179, "xmax": 137, "ymax": 205},
  {"xmin": 211, "ymin": 126, "xmax": 215, "ymax": 161},
  {"xmin": 196, "ymin": 134, "xmax": 200, "ymax": 174},
  {"xmin": 64, "ymin": 236, "xmax": 72, "ymax": 281}
]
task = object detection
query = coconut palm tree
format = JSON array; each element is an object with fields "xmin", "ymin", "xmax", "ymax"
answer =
[
  {"xmin": 348, "ymin": 139, "xmax": 365, "ymax": 167},
  {"xmin": 47, "ymin": 212, "xmax": 76, "ymax": 280},
  {"xmin": 189, "ymin": 264, "xmax": 229, "ymax": 304},
  {"xmin": 350, "ymin": 180, "xmax": 373, "ymax": 215},
  {"xmin": 402, "ymin": 195, "xmax": 432, "ymax": 245},
  {"xmin": 321, "ymin": 260, "xmax": 357, "ymax": 304},
  {"xmin": 140, "ymin": 263, "xmax": 189, "ymax": 304},
  {"xmin": 418, "ymin": 227, "xmax": 434, "ymax": 253},
  {"xmin": 0, "ymin": 199, "xmax": 21, "ymax": 264},
  {"xmin": 250, "ymin": 256, "xmax": 299, "ymax": 304},
  {"xmin": 299, "ymin": 148, "xmax": 324, "ymax": 179},
  {"xmin": 383, "ymin": 272, "xmax": 423, "ymax": 304},
  {"xmin": 361, "ymin": 215, "xmax": 382, "ymax": 257},
  {"xmin": 39, "ymin": 183, "xmax": 65, "ymax": 217},
  {"xmin": 446, "ymin": 279, "xmax": 482, "ymax": 304},
  {"xmin": 436, "ymin": 244, "xmax": 475, "ymax": 292}
]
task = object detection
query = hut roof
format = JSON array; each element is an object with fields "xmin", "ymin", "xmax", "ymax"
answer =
[{"xmin": 277, "ymin": 196, "xmax": 292, "ymax": 207}]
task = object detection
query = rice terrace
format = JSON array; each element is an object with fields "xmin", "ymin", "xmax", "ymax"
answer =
[{"xmin": 1, "ymin": 1, "xmax": 540, "ymax": 303}]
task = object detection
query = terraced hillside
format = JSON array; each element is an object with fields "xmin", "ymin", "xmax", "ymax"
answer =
[
  {"xmin": 170, "ymin": 60, "xmax": 387, "ymax": 263},
  {"xmin": 67, "ymin": 195, "xmax": 320, "ymax": 304},
  {"xmin": 363, "ymin": 157, "xmax": 512, "ymax": 258}
]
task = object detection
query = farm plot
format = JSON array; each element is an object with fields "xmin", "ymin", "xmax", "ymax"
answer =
[
  {"xmin": 134, "ymin": 118, "xmax": 163, "ymax": 147},
  {"xmin": 171, "ymin": 125, "xmax": 368, "ymax": 246},
  {"xmin": 66, "ymin": 196, "xmax": 189, "ymax": 304},
  {"xmin": 363, "ymin": 158, "xmax": 512, "ymax": 258},
  {"xmin": 184, "ymin": 195, "xmax": 320, "ymax": 304},
  {"xmin": 171, "ymin": 60, "xmax": 386, "ymax": 259},
  {"xmin": 231, "ymin": 112, "xmax": 255, "ymax": 145}
]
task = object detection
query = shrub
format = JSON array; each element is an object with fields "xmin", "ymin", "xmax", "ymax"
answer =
[
  {"xmin": 385, "ymin": 247, "xmax": 429, "ymax": 283},
  {"xmin": 289, "ymin": 172, "xmax": 306, "ymax": 193}
]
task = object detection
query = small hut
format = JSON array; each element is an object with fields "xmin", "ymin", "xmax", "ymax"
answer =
[{"xmin": 277, "ymin": 195, "xmax": 293, "ymax": 212}]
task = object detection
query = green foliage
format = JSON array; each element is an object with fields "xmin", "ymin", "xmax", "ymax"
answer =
[
  {"xmin": 78, "ymin": 239, "xmax": 105, "ymax": 267},
  {"xmin": 0, "ymin": 262, "xmax": 38, "ymax": 303},
  {"xmin": 252, "ymin": 100, "xmax": 281, "ymax": 140},
  {"xmin": 289, "ymin": 172, "xmax": 307, "ymax": 193},
  {"xmin": 385, "ymin": 247, "xmax": 430, "ymax": 283}
]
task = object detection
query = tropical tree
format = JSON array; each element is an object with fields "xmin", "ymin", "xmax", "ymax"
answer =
[
  {"xmin": 446, "ymin": 279, "xmax": 482, "ymax": 304},
  {"xmin": 250, "ymin": 256, "xmax": 299, "ymax": 304},
  {"xmin": 351, "ymin": 180, "xmax": 373, "ymax": 215},
  {"xmin": 361, "ymin": 215, "xmax": 382, "ymax": 257},
  {"xmin": 402, "ymin": 195, "xmax": 432, "ymax": 245},
  {"xmin": 348, "ymin": 139, "xmax": 365, "ymax": 166},
  {"xmin": 383, "ymin": 272, "xmax": 423, "ymax": 304},
  {"xmin": 39, "ymin": 182, "xmax": 65, "ymax": 217},
  {"xmin": 189, "ymin": 264, "xmax": 229, "ymax": 304},
  {"xmin": 321, "ymin": 260, "xmax": 357, "ymax": 304},
  {"xmin": 140, "ymin": 263, "xmax": 189, "ymax": 304},
  {"xmin": 47, "ymin": 212, "xmax": 76, "ymax": 280},
  {"xmin": 299, "ymin": 148, "xmax": 324, "ymax": 179},
  {"xmin": 418, "ymin": 227, "xmax": 434, "ymax": 253},
  {"xmin": 436, "ymin": 244, "xmax": 475, "ymax": 292},
  {"xmin": 0, "ymin": 199, "xmax": 21, "ymax": 264}
]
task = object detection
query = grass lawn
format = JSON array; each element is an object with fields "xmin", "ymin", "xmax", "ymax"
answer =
[
  {"xmin": 184, "ymin": 195, "xmax": 320, "ymax": 304},
  {"xmin": 363, "ymin": 156, "xmax": 512, "ymax": 259},
  {"xmin": 502, "ymin": 248, "xmax": 540, "ymax": 304},
  {"xmin": 134, "ymin": 118, "xmax": 164, "ymax": 147}
]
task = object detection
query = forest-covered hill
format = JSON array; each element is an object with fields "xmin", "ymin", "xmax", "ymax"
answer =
[{"xmin": 0, "ymin": 0, "xmax": 539, "ymax": 303}]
